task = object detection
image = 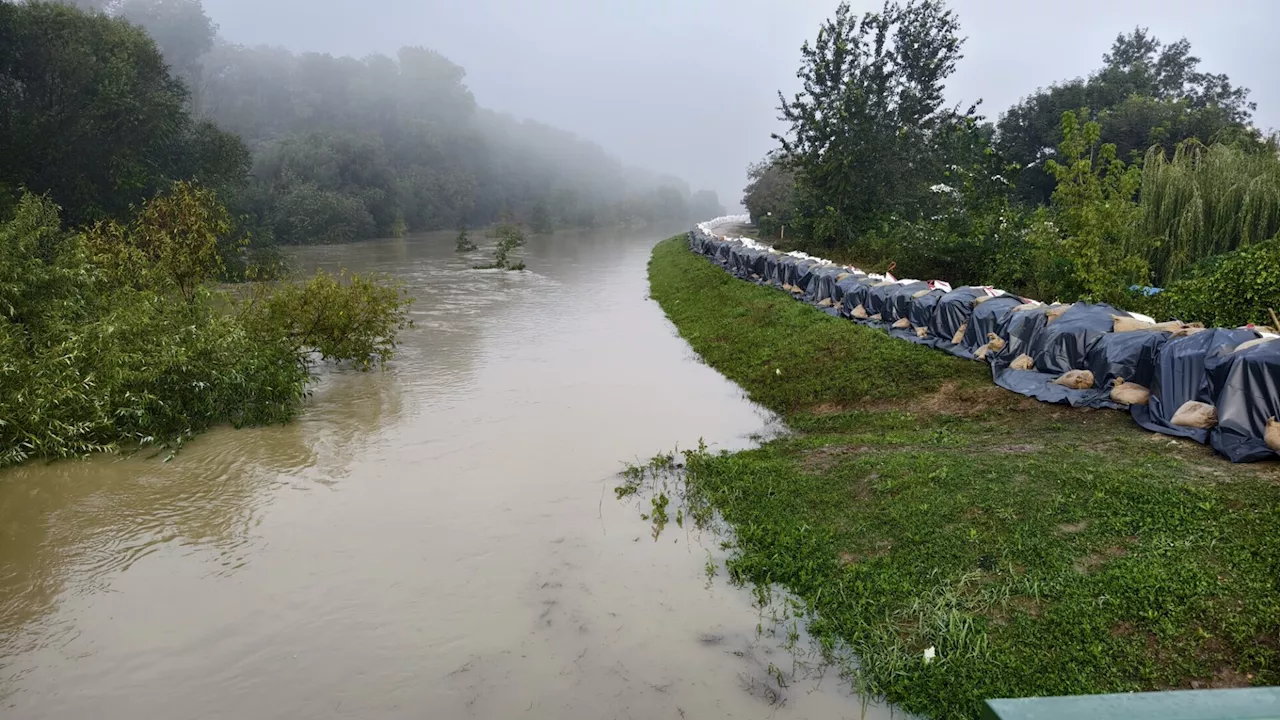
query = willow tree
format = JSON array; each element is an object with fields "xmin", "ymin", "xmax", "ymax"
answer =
[{"xmin": 1141, "ymin": 140, "xmax": 1280, "ymax": 284}]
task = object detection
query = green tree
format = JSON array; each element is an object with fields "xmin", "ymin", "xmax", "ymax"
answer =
[
  {"xmin": 455, "ymin": 224, "xmax": 476, "ymax": 252},
  {"xmin": 0, "ymin": 1, "xmax": 248, "ymax": 225},
  {"xmin": 529, "ymin": 201, "xmax": 554, "ymax": 235},
  {"xmin": 996, "ymin": 28, "xmax": 1257, "ymax": 204},
  {"xmin": 776, "ymin": 0, "xmax": 974, "ymax": 248},
  {"xmin": 1023, "ymin": 110, "xmax": 1148, "ymax": 303},
  {"xmin": 742, "ymin": 154, "xmax": 797, "ymax": 238}
]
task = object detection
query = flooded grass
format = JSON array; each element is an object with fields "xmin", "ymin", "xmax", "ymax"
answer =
[{"xmin": 639, "ymin": 236, "xmax": 1280, "ymax": 719}]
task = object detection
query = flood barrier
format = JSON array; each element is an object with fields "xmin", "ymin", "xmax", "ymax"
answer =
[{"xmin": 687, "ymin": 217, "xmax": 1280, "ymax": 463}]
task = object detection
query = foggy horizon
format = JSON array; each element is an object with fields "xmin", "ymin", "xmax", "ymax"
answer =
[{"xmin": 202, "ymin": 0, "xmax": 1279, "ymax": 212}]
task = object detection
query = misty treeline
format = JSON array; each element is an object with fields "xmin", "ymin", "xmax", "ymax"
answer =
[
  {"xmin": 745, "ymin": 0, "xmax": 1280, "ymax": 327},
  {"xmin": 0, "ymin": 0, "xmax": 429, "ymax": 467},
  {"xmin": 1, "ymin": 0, "xmax": 724, "ymax": 250}
]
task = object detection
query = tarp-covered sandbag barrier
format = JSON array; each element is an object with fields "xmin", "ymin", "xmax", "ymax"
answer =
[
  {"xmin": 1208, "ymin": 338, "xmax": 1280, "ymax": 462},
  {"xmin": 688, "ymin": 216, "xmax": 1280, "ymax": 462},
  {"xmin": 928, "ymin": 287, "xmax": 986, "ymax": 355}
]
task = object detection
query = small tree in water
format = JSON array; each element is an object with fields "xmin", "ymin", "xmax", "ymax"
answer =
[
  {"xmin": 455, "ymin": 224, "xmax": 476, "ymax": 252},
  {"xmin": 475, "ymin": 215, "xmax": 526, "ymax": 270}
]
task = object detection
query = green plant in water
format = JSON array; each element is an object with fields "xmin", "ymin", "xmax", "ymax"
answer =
[{"xmin": 455, "ymin": 225, "xmax": 476, "ymax": 252}]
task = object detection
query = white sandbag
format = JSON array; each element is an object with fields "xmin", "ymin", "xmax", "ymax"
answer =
[
  {"xmin": 1110, "ymin": 378, "xmax": 1150, "ymax": 406},
  {"xmin": 1171, "ymin": 401, "xmax": 1218, "ymax": 429}
]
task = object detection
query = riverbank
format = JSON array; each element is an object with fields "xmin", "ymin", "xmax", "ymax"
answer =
[{"xmin": 645, "ymin": 235, "xmax": 1280, "ymax": 718}]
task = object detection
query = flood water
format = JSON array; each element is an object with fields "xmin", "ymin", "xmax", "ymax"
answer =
[{"xmin": 0, "ymin": 229, "xmax": 890, "ymax": 719}]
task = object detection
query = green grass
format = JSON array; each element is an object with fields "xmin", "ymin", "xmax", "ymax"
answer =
[{"xmin": 643, "ymin": 236, "xmax": 1280, "ymax": 719}]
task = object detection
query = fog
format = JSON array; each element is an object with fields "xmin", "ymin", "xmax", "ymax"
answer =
[{"xmin": 201, "ymin": 0, "xmax": 1278, "ymax": 210}]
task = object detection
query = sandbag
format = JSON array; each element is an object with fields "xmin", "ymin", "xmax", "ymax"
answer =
[
  {"xmin": 1052, "ymin": 370, "xmax": 1095, "ymax": 390},
  {"xmin": 1234, "ymin": 336, "xmax": 1278, "ymax": 353},
  {"xmin": 1172, "ymin": 401, "xmax": 1218, "ymax": 429},
  {"xmin": 869, "ymin": 313, "xmax": 882, "ymax": 321},
  {"xmin": 1268, "ymin": 417, "xmax": 1280, "ymax": 452},
  {"xmin": 1110, "ymin": 378, "xmax": 1151, "ymax": 406},
  {"xmin": 892, "ymin": 318, "xmax": 911, "ymax": 329},
  {"xmin": 915, "ymin": 326, "xmax": 929, "ymax": 338},
  {"xmin": 1131, "ymin": 328, "xmax": 1259, "ymax": 444},
  {"xmin": 852, "ymin": 304, "xmax": 869, "ymax": 319},
  {"xmin": 929, "ymin": 287, "xmax": 985, "ymax": 346},
  {"xmin": 819, "ymin": 298, "xmax": 833, "ymax": 308},
  {"xmin": 1205, "ymin": 338, "xmax": 1280, "ymax": 461},
  {"xmin": 1030, "ymin": 303, "xmax": 1128, "ymax": 375},
  {"xmin": 1010, "ymin": 354, "xmax": 1035, "ymax": 371},
  {"xmin": 883, "ymin": 282, "xmax": 931, "ymax": 324},
  {"xmin": 1045, "ymin": 304, "xmax": 1073, "ymax": 323},
  {"xmin": 952, "ymin": 322, "xmax": 968, "ymax": 346},
  {"xmin": 1085, "ymin": 329, "xmax": 1167, "ymax": 388}
]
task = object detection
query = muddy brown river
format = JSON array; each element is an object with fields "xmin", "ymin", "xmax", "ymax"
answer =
[{"xmin": 0, "ymin": 229, "xmax": 891, "ymax": 719}]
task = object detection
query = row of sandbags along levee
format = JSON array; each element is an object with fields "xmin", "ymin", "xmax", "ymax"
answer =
[{"xmin": 688, "ymin": 216, "xmax": 1280, "ymax": 463}]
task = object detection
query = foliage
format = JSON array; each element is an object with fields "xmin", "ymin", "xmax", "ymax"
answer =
[
  {"xmin": 1145, "ymin": 239, "xmax": 1280, "ymax": 327},
  {"xmin": 996, "ymin": 28, "xmax": 1258, "ymax": 203},
  {"xmin": 454, "ymin": 225, "xmax": 476, "ymax": 252},
  {"xmin": 741, "ymin": 154, "xmax": 797, "ymax": 239},
  {"xmin": 1018, "ymin": 110, "xmax": 1148, "ymax": 304},
  {"xmin": 646, "ymin": 236, "xmax": 1280, "ymax": 718},
  {"xmin": 529, "ymin": 201, "xmax": 554, "ymax": 235},
  {"xmin": 1141, "ymin": 140, "xmax": 1280, "ymax": 284},
  {"xmin": 776, "ymin": 0, "xmax": 975, "ymax": 247},
  {"xmin": 235, "ymin": 270, "xmax": 414, "ymax": 370},
  {"xmin": 0, "ymin": 1, "xmax": 249, "ymax": 226},
  {"xmin": 84, "ymin": 181, "xmax": 231, "ymax": 301},
  {"xmin": 0, "ymin": 188, "xmax": 412, "ymax": 467},
  {"xmin": 478, "ymin": 218, "xmax": 527, "ymax": 270}
]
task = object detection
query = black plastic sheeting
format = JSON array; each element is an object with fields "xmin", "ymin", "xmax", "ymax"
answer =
[
  {"xmin": 1131, "ymin": 329, "xmax": 1260, "ymax": 444},
  {"xmin": 1209, "ymin": 340, "xmax": 1280, "ymax": 461},
  {"xmin": 687, "ymin": 229, "xmax": 1280, "ymax": 462},
  {"xmin": 927, "ymin": 287, "xmax": 985, "ymax": 354},
  {"xmin": 961, "ymin": 296, "xmax": 1025, "ymax": 356}
]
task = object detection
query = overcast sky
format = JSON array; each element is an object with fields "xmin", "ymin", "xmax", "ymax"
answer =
[{"xmin": 203, "ymin": 0, "xmax": 1278, "ymax": 210}]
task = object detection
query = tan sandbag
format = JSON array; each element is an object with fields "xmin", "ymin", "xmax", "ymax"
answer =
[
  {"xmin": 1010, "ymin": 354, "xmax": 1035, "ymax": 371},
  {"xmin": 1172, "ymin": 401, "xmax": 1218, "ymax": 429},
  {"xmin": 869, "ymin": 313, "xmax": 882, "ymax": 321},
  {"xmin": 790, "ymin": 285, "xmax": 805, "ymax": 295},
  {"xmin": 751, "ymin": 273, "xmax": 761, "ymax": 280},
  {"xmin": 1013, "ymin": 302, "xmax": 1041, "ymax": 312},
  {"xmin": 1169, "ymin": 325, "xmax": 1206, "ymax": 339},
  {"xmin": 974, "ymin": 342, "xmax": 993, "ymax": 361},
  {"xmin": 836, "ymin": 273, "xmax": 850, "ymax": 281},
  {"xmin": 1110, "ymin": 378, "xmax": 1151, "ymax": 406},
  {"xmin": 951, "ymin": 323, "xmax": 968, "ymax": 345},
  {"xmin": 1151, "ymin": 320, "xmax": 1186, "ymax": 332},
  {"xmin": 1234, "ymin": 336, "xmax": 1278, "ymax": 353},
  {"xmin": 912, "ymin": 288, "xmax": 932, "ymax": 299},
  {"xmin": 1046, "ymin": 304, "xmax": 1072, "ymax": 323},
  {"xmin": 1266, "ymin": 417, "xmax": 1280, "ymax": 453},
  {"xmin": 852, "ymin": 304, "xmax": 869, "ymax": 319},
  {"xmin": 892, "ymin": 318, "xmax": 911, "ymax": 329},
  {"xmin": 818, "ymin": 298, "xmax": 833, "ymax": 308},
  {"xmin": 985, "ymin": 333, "xmax": 1007, "ymax": 353},
  {"xmin": 1112, "ymin": 315, "xmax": 1155, "ymax": 333},
  {"xmin": 1052, "ymin": 369, "xmax": 1095, "ymax": 390},
  {"xmin": 914, "ymin": 326, "xmax": 929, "ymax": 338},
  {"xmin": 974, "ymin": 294, "xmax": 998, "ymax": 306},
  {"xmin": 782, "ymin": 283, "xmax": 793, "ymax": 292}
]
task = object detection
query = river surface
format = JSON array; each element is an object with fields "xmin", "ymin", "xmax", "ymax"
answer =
[{"xmin": 0, "ymin": 229, "xmax": 889, "ymax": 719}]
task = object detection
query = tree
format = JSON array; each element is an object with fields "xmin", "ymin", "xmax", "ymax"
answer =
[
  {"xmin": 742, "ymin": 155, "xmax": 797, "ymax": 238},
  {"xmin": 996, "ymin": 28, "xmax": 1257, "ymax": 204},
  {"xmin": 529, "ymin": 201, "xmax": 554, "ymax": 234},
  {"xmin": 115, "ymin": 0, "xmax": 217, "ymax": 100},
  {"xmin": 687, "ymin": 190, "xmax": 725, "ymax": 223},
  {"xmin": 0, "ymin": 1, "xmax": 248, "ymax": 226},
  {"xmin": 776, "ymin": 0, "xmax": 974, "ymax": 247}
]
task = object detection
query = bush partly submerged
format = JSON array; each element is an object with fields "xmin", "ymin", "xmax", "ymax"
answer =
[{"xmin": 0, "ymin": 184, "xmax": 412, "ymax": 467}]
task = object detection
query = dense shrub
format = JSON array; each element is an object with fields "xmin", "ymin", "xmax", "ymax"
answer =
[
  {"xmin": 0, "ymin": 185, "xmax": 412, "ymax": 467},
  {"xmin": 1145, "ymin": 239, "xmax": 1280, "ymax": 327}
]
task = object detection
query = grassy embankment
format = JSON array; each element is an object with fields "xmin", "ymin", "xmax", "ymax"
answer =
[{"xmin": 642, "ymin": 236, "xmax": 1280, "ymax": 719}]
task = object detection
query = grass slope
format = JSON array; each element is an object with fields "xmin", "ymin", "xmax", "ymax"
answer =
[{"xmin": 646, "ymin": 236, "xmax": 1280, "ymax": 719}]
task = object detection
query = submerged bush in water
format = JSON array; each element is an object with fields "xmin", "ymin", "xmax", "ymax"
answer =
[{"xmin": 0, "ymin": 186, "xmax": 413, "ymax": 467}]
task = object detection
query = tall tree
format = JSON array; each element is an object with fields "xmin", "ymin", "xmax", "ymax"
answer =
[
  {"xmin": 776, "ymin": 0, "xmax": 975, "ymax": 247},
  {"xmin": 0, "ymin": 1, "xmax": 247, "ymax": 226},
  {"xmin": 996, "ymin": 28, "xmax": 1257, "ymax": 204}
]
